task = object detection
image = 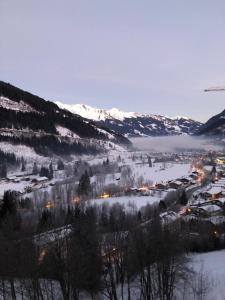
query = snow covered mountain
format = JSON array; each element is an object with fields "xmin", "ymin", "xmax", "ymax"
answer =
[
  {"xmin": 0, "ymin": 81, "xmax": 131, "ymax": 158},
  {"xmin": 54, "ymin": 103, "xmax": 139, "ymax": 121},
  {"xmin": 55, "ymin": 102, "xmax": 202, "ymax": 137}
]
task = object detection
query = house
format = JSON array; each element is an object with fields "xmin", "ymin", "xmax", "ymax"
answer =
[
  {"xmin": 168, "ymin": 180, "xmax": 183, "ymax": 189},
  {"xmin": 199, "ymin": 204, "xmax": 223, "ymax": 217},
  {"xmin": 137, "ymin": 187, "xmax": 150, "ymax": 196},
  {"xmin": 200, "ymin": 186, "xmax": 222, "ymax": 199},
  {"xmin": 216, "ymin": 157, "xmax": 225, "ymax": 165},
  {"xmin": 178, "ymin": 177, "xmax": 191, "ymax": 184},
  {"xmin": 32, "ymin": 176, "xmax": 49, "ymax": 184},
  {"xmin": 184, "ymin": 206, "xmax": 209, "ymax": 218},
  {"xmin": 125, "ymin": 187, "xmax": 140, "ymax": 196},
  {"xmin": 209, "ymin": 198, "xmax": 225, "ymax": 207},
  {"xmin": 155, "ymin": 183, "xmax": 167, "ymax": 190},
  {"xmin": 189, "ymin": 173, "xmax": 198, "ymax": 179}
]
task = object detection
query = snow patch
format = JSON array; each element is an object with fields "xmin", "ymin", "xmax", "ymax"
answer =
[
  {"xmin": 0, "ymin": 142, "xmax": 45, "ymax": 162},
  {"xmin": 56, "ymin": 125, "xmax": 80, "ymax": 138},
  {"xmin": 0, "ymin": 96, "xmax": 37, "ymax": 113}
]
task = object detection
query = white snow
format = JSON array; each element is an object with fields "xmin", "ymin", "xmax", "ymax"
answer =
[
  {"xmin": 0, "ymin": 142, "xmax": 46, "ymax": 162},
  {"xmin": 89, "ymin": 195, "xmax": 163, "ymax": 210},
  {"xmin": 0, "ymin": 180, "xmax": 28, "ymax": 197},
  {"xmin": 55, "ymin": 102, "xmax": 139, "ymax": 121},
  {"xmin": 56, "ymin": 125, "xmax": 80, "ymax": 138},
  {"xmin": 0, "ymin": 96, "xmax": 37, "ymax": 113},
  {"xmin": 200, "ymin": 204, "xmax": 222, "ymax": 213},
  {"xmin": 55, "ymin": 102, "xmax": 194, "ymax": 124},
  {"xmin": 131, "ymin": 162, "xmax": 191, "ymax": 184}
]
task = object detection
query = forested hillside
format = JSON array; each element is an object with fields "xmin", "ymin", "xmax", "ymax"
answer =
[{"xmin": 0, "ymin": 81, "xmax": 130, "ymax": 156}]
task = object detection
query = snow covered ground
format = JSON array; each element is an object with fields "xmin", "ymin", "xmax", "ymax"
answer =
[
  {"xmin": 56, "ymin": 125, "xmax": 80, "ymax": 138},
  {"xmin": 90, "ymin": 192, "xmax": 168, "ymax": 211},
  {"xmin": 180, "ymin": 250, "xmax": 225, "ymax": 300},
  {"xmin": 0, "ymin": 180, "xmax": 28, "ymax": 198},
  {"xmin": 0, "ymin": 142, "xmax": 47, "ymax": 163},
  {"xmin": 131, "ymin": 162, "xmax": 191, "ymax": 184}
]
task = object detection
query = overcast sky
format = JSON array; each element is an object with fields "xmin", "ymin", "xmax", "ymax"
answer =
[{"xmin": 1, "ymin": 0, "xmax": 225, "ymax": 122}]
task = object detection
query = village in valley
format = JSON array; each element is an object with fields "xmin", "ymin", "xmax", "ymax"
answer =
[{"xmin": 1, "ymin": 140, "xmax": 225, "ymax": 245}]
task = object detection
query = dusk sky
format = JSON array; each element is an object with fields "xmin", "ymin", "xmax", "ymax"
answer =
[{"xmin": 1, "ymin": 0, "xmax": 225, "ymax": 122}]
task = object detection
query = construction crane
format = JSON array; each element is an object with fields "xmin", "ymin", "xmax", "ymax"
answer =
[{"xmin": 204, "ymin": 86, "xmax": 225, "ymax": 92}]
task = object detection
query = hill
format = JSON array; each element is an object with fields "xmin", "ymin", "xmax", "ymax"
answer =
[{"xmin": 197, "ymin": 109, "xmax": 225, "ymax": 136}]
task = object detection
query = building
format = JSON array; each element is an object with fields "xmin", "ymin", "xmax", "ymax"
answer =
[
  {"xmin": 216, "ymin": 157, "xmax": 225, "ymax": 165},
  {"xmin": 200, "ymin": 186, "xmax": 223, "ymax": 199}
]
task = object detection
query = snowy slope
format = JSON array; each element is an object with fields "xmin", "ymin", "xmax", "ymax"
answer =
[
  {"xmin": 55, "ymin": 102, "xmax": 139, "ymax": 121},
  {"xmin": 0, "ymin": 96, "xmax": 37, "ymax": 113},
  {"xmin": 55, "ymin": 102, "xmax": 202, "ymax": 137},
  {"xmin": 0, "ymin": 81, "xmax": 131, "ymax": 157}
]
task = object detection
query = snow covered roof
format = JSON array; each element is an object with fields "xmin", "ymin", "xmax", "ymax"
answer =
[
  {"xmin": 200, "ymin": 205, "xmax": 222, "ymax": 213},
  {"xmin": 206, "ymin": 187, "xmax": 222, "ymax": 195},
  {"xmin": 35, "ymin": 176, "xmax": 49, "ymax": 182},
  {"xmin": 173, "ymin": 180, "xmax": 183, "ymax": 185},
  {"xmin": 215, "ymin": 198, "xmax": 225, "ymax": 204}
]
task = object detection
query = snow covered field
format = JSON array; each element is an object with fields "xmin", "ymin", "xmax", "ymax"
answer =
[
  {"xmin": 90, "ymin": 193, "xmax": 167, "ymax": 210},
  {"xmin": 0, "ymin": 180, "xmax": 28, "ymax": 198},
  {"xmin": 131, "ymin": 162, "xmax": 191, "ymax": 183}
]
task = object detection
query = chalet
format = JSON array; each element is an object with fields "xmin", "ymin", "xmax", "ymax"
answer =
[
  {"xmin": 200, "ymin": 187, "xmax": 222, "ymax": 199},
  {"xmin": 185, "ymin": 206, "xmax": 209, "ymax": 218},
  {"xmin": 125, "ymin": 187, "xmax": 138, "ymax": 196},
  {"xmin": 137, "ymin": 187, "xmax": 150, "ymax": 196},
  {"xmin": 155, "ymin": 183, "xmax": 167, "ymax": 190},
  {"xmin": 216, "ymin": 157, "xmax": 225, "ymax": 165},
  {"xmin": 199, "ymin": 204, "xmax": 223, "ymax": 217},
  {"xmin": 168, "ymin": 180, "xmax": 183, "ymax": 189},
  {"xmin": 178, "ymin": 177, "xmax": 191, "ymax": 184},
  {"xmin": 213, "ymin": 178, "xmax": 225, "ymax": 187},
  {"xmin": 6, "ymin": 175, "xmax": 16, "ymax": 181},
  {"xmin": 32, "ymin": 176, "xmax": 49, "ymax": 184},
  {"xmin": 189, "ymin": 173, "xmax": 198, "ymax": 179},
  {"xmin": 208, "ymin": 198, "xmax": 225, "ymax": 207}
]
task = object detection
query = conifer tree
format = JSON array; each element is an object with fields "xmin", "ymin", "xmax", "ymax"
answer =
[
  {"xmin": 49, "ymin": 162, "xmax": 54, "ymax": 179},
  {"xmin": 57, "ymin": 159, "xmax": 64, "ymax": 170},
  {"xmin": 32, "ymin": 162, "xmax": 38, "ymax": 175},
  {"xmin": 179, "ymin": 190, "xmax": 188, "ymax": 206},
  {"xmin": 21, "ymin": 156, "xmax": 26, "ymax": 172},
  {"xmin": 77, "ymin": 171, "xmax": 91, "ymax": 198}
]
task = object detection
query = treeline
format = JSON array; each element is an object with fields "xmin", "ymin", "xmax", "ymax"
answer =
[
  {"xmin": 0, "ymin": 149, "xmax": 18, "ymax": 165},
  {"xmin": 0, "ymin": 150, "xmax": 20, "ymax": 178},
  {"xmin": 0, "ymin": 135, "xmax": 101, "ymax": 156},
  {"xmin": 0, "ymin": 106, "xmax": 107, "ymax": 140}
]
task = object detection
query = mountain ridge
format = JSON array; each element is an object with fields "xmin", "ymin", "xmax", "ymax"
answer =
[
  {"xmin": 55, "ymin": 102, "xmax": 202, "ymax": 137},
  {"xmin": 0, "ymin": 81, "xmax": 131, "ymax": 157},
  {"xmin": 196, "ymin": 108, "xmax": 225, "ymax": 136}
]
